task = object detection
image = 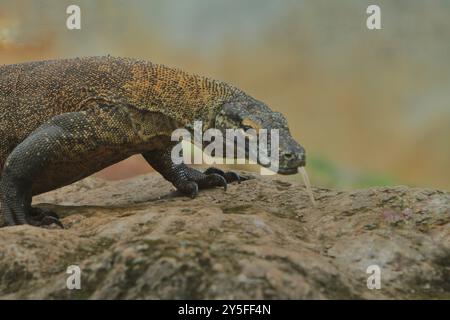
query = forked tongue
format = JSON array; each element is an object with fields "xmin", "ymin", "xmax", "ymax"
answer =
[{"xmin": 299, "ymin": 167, "xmax": 316, "ymax": 207}]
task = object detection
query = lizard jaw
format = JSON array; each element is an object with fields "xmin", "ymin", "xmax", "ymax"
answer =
[{"xmin": 277, "ymin": 167, "xmax": 300, "ymax": 175}]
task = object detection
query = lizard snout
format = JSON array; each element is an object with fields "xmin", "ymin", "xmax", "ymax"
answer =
[
  {"xmin": 281, "ymin": 149, "xmax": 305, "ymax": 167},
  {"xmin": 277, "ymin": 135, "xmax": 306, "ymax": 174}
]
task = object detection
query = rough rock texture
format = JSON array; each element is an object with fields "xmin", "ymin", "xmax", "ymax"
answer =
[{"xmin": 0, "ymin": 172, "xmax": 448, "ymax": 299}]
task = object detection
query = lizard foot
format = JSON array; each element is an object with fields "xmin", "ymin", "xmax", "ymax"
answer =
[
  {"xmin": 28, "ymin": 207, "xmax": 64, "ymax": 229},
  {"xmin": 203, "ymin": 167, "xmax": 248, "ymax": 184},
  {"xmin": 177, "ymin": 173, "xmax": 227, "ymax": 199},
  {"xmin": 176, "ymin": 168, "xmax": 249, "ymax": 199},
  {"xmin": 176, "ymin": 181, "xmax": 199, "ymax": 199},
  {"xmin": 196, "ymin": 173, "xmax": 228, "ymax": 191}
]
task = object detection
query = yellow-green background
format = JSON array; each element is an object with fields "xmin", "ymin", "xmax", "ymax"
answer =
[{"xmin": 1, "ymin": 0, "xmax": 449, "ymax": 190}]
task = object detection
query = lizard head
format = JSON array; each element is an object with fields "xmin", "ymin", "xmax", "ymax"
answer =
[{"xmin": 214, "ymin": 98, "xmax": 306, "ymax": 174}]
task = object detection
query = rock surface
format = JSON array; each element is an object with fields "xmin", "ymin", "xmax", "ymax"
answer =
[{"xmin": 0, "ymin": 172, "xmax": 448, "ymax": 299}]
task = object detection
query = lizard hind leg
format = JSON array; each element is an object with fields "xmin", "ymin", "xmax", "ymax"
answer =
[
  {"xmin": 0, "ymin": 121, "xmax": 70, "ymax": 228},
  {"xmin": 0, "ymin": 107, "xmax": 138, "ymax": 227},
  {"xmin": 0, "ymin": 176, "xmax": 61, "ymax": 227},
  {"xmin": 0, "ymin": 180, "xmax": 30, "ymax": 226}
]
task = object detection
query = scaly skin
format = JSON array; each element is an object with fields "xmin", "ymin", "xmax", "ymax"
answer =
[{"xmin": 0, "ymin": 56, "xmax": 305, "ymax": 227}]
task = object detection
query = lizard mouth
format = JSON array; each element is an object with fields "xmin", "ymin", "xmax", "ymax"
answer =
[
  {"xmin": 277, "ymin": 167, "xmax": 299, "ymax": 175},
  {"xmin": 258, "ymin": 160, "xmax": 299, "ymax": 175}
]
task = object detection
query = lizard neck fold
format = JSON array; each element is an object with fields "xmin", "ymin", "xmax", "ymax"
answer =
[{"xmin": 123, "ymin": 60, "xmax": 243, "ymax": 131}]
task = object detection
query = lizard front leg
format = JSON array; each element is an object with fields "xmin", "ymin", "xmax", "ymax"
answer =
[{"xmin": 143, "ymin": 145, "xmax": 244, "ymax": 198}]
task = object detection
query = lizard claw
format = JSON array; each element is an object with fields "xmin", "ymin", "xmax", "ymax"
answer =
[
  {"xmin": 217, "ymin": 175, "xmax": 228, "ymax": 191},
  {"xmin": 224, "ymin": 171, "xmax": 242, "ymax": 184},
  {"xmin": 172, "ymin": 166, "xmax": 246, "ymax": 199},
  {"xmin": 198, "ymin": 173, "xmax": 227, "ymax": 192},
  {"xmin": 204, "ymin": 167, "xmax": 246, "ymax": 184},
  {"xmin": 177, "ymin": 181, "xmax": 199, "ymax": 199},
  {"xmin": 28, "ymin": 207, "xmax": 64, "ymax": 229},
  {"xmin": 41, "ymin": 216, "xmax": 65, "ymax": 229},
  {"xmin": 189, "ymin": 183, "xmax": 199, "ymax": 199}
]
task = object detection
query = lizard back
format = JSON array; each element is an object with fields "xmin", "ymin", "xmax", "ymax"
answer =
[{"xmin": 0, "ymin": 56, "xmax": 241, "ymax": 168}]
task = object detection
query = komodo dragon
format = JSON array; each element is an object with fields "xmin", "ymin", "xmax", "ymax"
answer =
[{"xmin": 0, "ymin": 56, "xmax": 305, "ymax": 227}]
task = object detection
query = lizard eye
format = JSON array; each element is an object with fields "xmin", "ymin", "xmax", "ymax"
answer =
[
  {"xmin": 241, "ymin": 118, "xmax": 261, "ymax": 131},
  {"xmin": 241, "ymin": 126, "xmax": 257, "ymax": 141}
]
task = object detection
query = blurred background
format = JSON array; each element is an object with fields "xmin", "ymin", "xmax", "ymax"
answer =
[{"xmin": 1, "ymin": 0, "xmax": 449, "ymax": 190}]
